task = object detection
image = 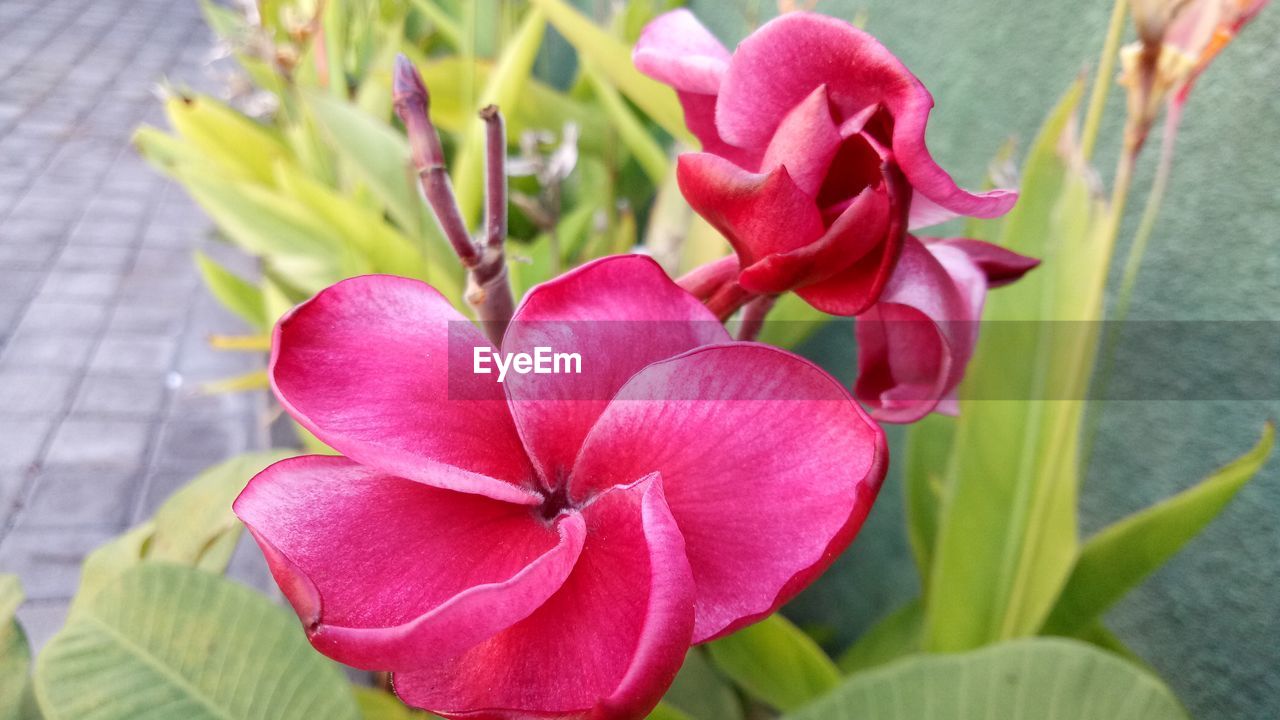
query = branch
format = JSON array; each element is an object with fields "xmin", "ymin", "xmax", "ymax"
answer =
[
  {"xmin": 393, "ymin": 54, "xmax": 479, "ymax": 268},
  {"xmin": 737, "ymin": 294, "xmax": 777, "ymax": 342}
]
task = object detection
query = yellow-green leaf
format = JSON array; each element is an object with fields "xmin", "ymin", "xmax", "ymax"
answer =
[
  {"xmin": 1042, "ymin": 421, "xmax": 1274, "ymax": 636},
  {"xmin": 164, "ymin": 94, "xmax": 288, "ymax": 185},
  {"xmin": 0, "ymin": 575, "xmax": 30, "ymax": 720},
  {"xmin": 583, "ymin": 64, "xmax": 669, "ymax": 184},
  {"xmin": 837, "ymin": 599, "xmax": 923, "ymax": 674},
  {"xmin": 194, "ymin": 251, "xmax": 268, "ymax": 332}
]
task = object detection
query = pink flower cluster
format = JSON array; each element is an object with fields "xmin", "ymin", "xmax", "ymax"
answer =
[
  {"xmin": 637, "ymin": 10, "xmax": 1037, "ymax": 421},
  {"xmin": 234, "ymin": 9, "xmax": 1039, "ymax": 719}
]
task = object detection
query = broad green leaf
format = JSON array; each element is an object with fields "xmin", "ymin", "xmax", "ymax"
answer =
[
  {"xmin": 451, "ymin": 9, "xmax": 546, "ymax": 224},
  {"xmin": 530, "ymin": 0, "xmax": 689, "ymax": 141},
  {"xmin": 304, "ymin": 91, "xmax": 424, "ymax": 237},
  {"xmin": 1, "ymin": 575, "xmax": 30, "ymax": 720},
  {"xmin": 583, "ymin": 64, "xmax": 669, "ymax": 184},
  {"xmin": 926, "ymin": 79, "xmax": 1107, "ymax": 650},
  {"xmin": 903, "ymin": 414, "xmax": 955, "ymax": 587},
  {"xmin": 132, "ymin": 126, "xmax": 219, "ymax": 177},
  {"xmin": 508, "ymin": 233, "xmax": 559, "ymax": 300},
  {"xmin": 785, "ymin": 638, "xmax": 1188, "ymax": 720},
  {"xmin": 707, "ymin": 614, "xmax": 840, "ymax": 712},
  {"xmin": 837, "ymin": 599, "xmax": 922, "ymax": 674},
  {"xmin": 193, "ymin": 251, "xmax": 268, "ymax": 332},
  {"xmin": 148, "ymin": 450, "xmax": 296, "ymax": 570},
  {"xmin": 662, "ymin": 648, "xmax": 742, "ymax": 720},
  {"xmin": 645, "ymin": 703, "xmax": 695, "ymax": 720},
  {"xmin": 354, "ymin": 687, "xmax": 438, "ymax": 718},
  {"xmin": 36, "ymin": 564, "xmax": 359, "ymax": 720},
  {"xmin": 1042, "ymin": 421, "xmax": 1274, "ymax": 636},
  {"xmin": 164, "ymin": 94, "xmax": 288, "ymax": 186}
]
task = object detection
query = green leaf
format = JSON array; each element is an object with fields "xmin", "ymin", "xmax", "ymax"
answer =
[
  {"xmin": 35, "ymin": 564, "xmax": 359, "ymax": 720},
  {"xmin": 1042, "ymin": 421, "xmax": 1274, "ymax": 636},
  {"xmin": 903, "ymin": 414, "xmax": 955, "ymax": 587},
  {"xmin": 530, "ymin": 0, "xmax": 689, "ymax": 141},
  {"xmin": 755, "ymin": 291, "xmax": 831, "ymax": 349},
  {"xmin": 451, "ymin": 8, "xmax": 547, "ymax": 224},
  {"xmin": 193, "ymin": 251, "xmax": 268, "ymax": 332},
  {"xmin": 408, "ymin": 0, "xmax": 462, "ymax": 49},
  {"xmin": 926, "ymin": 79, "xmax": 1108, "ymax": 650},
  {"xmin": 1, "ymin": 575, "xmax": 31, "ymax": 720},
  {"xmin": 176, "ymin": 170, "xmax": 361, "ymax": 292},
  {"xmin": 582, "ymin": 64, "xmax": 669, "ymax": 184},
  {"xmin": 662, "ymin": 648, "xmax": 742, "ymax": 720},
  {"xmin": 785, "ymin": 638, "xmax": 1188, "ymax": 720},
  {"xmin": 304, "ymin": 91, "xmax": 424, "ymax": 237},
  {"xmin": 147, "ymin": 450, "xmax": 296, "ymax": 571},
  {"xmin": 836, "ymin": 599, "xmax": 922, "ymax": 674},
  {"xmin": 354, "ymin": 687, "xmax": 439, "ymax": 718},
  {"xmin": 706, "ymin": 614, "xmax": 840, "ymax": 712}
]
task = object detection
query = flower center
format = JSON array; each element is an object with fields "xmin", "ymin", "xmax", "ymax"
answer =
[{"xmin": 536, "ymin": 484, "xmax": 575, "ymax": 522}]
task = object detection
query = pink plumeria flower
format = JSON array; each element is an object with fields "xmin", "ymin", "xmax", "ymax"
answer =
[
  {"xmin": 234, "ymin": 255, "xmax": 887, "ymax": 719},
  {"xmin": 634, "ymin": 10, "xmax": 1017, "ymax": 315},
  {"xmin": 854, "ymin": 236, "xmax": 1038, "ymax": 423}
]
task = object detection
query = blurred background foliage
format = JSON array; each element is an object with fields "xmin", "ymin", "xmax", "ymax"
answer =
[{"xmin": 0, "ymin": 1, "xmax": 1257, "ymax": 719}]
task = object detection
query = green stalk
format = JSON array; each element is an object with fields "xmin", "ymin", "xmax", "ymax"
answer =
[
  {"xmin": 1113, "ymin": 103, "xmax": 1180, "ymax": 324},
  {"xmin": 1081, "ymin": 0, "xmax": 1129, "ymax": 161}
]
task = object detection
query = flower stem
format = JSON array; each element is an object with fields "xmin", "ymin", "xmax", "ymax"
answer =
[
  {"xmin": 1081, "ymin": 0, "xmax": 1128, "ymax": 162},
  {"xmin": 469, "ymin": 105, "xmax": 516, "ymax": 345},
  {"xmin": 1113, "ymin": 100, "xmax": 1180, "ymax": 325},
  {"xmin": 737, "ymin": 294, "xmax": 777, "ymax": 341},
  {"xmin": 394, "ymin": 55, "xmax": 515, "ymax": 345}
]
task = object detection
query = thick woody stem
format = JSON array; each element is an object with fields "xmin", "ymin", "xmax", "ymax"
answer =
[
  {"xmin": 393, "ymin": 54, "xmax": 480, "ymax": 268},
  {"xmin": 737, "ymin": 294, "xmax": 777, "ymax": 342},
  {"xmin": 393, "ymin": 55, "xmax": 515, "ymax": 345}
]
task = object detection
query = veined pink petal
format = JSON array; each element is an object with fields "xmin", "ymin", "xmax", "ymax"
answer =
[
  {"xmin": 270, "ymin": 275, "xmax": 539, "ymax": 504},
  {"xmin": 632, "ymin": 8, "xmax": 730, "ymax": 95},
  {"xmin": 233, "ymin": 455, "xmax": 583, "ymax": 670},
  {"xmin": 394, "ymin": 476, "xmax": 695, "ymax": 720},
  {"xmin": 677, "ymin": 153, "xmax": 826, "ymax": 269},
  {"xmin": 570, "ymin": 344, "xmax": 887, "ymax": 642},
  {"xmin": 714, "ymin": 12, "xmax": 1015, "ymax": 219},
  {"xmin": 502, "ymin": 255, "xmax": 729, "ymax": 486},
  {"xmin": 760, "ymin": 85, "xmax": 842, "ymax": 197}
]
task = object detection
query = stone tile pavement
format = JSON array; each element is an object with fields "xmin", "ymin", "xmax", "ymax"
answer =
[{"xmin": 0, "ymin": 0, "xmax": 270, "ymax": 649}]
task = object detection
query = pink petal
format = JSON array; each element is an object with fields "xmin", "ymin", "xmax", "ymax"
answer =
[
  {"xmin": 792, "ymin": 166, "xmax": 910, "ymax": 316},
  {"xmin": 738, "ymin": 183, "xmax": 890, "ymax": 298},
  {"xmin": 677, "ymin": 153, "xmax": 826, "ymax": 270},
  {"xmin": 394, "ymin": 477, "xmax": 694, "ymax": 719},
  {"xmin": 715, "ymin": 12, "xmax": 1015, "ymax": 219},
  {"xmin": 270, "ymin": 275, "xmax": 538, "ymax": 504},
  {"xmin": 570, "ymin": 343, "xmax": 887, "ymax": 642},
  {"xmin": 853, "ymin": 236, "xmax": 979, "ymax": 423},
  {"xmin": 932, "ymin": 238, "xmax": 1040, "ymax": 288},
  {"xmin": 632, "ymin": 9, "xmax": 730, "ymax": 95},
  {"xmin": 760, "ymin": 84, "xmax": 842, "ymax": 197},
  {"xmin": 233, "ymin": 455, "xmax": 584, "ymax": 670},
  {"xmin": 502, "ymin": 255, "xmax": 729, "ymax": 485}
]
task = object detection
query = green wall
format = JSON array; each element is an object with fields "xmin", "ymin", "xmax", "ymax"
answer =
[{"xmin": 688, "ymin": 2, "xmax": 1280, "ymax": 719}]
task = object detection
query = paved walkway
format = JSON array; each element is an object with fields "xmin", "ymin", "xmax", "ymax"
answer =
[{"xmin": 0, "ymin": 0, "xmax": 267, "ymax": 649}]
